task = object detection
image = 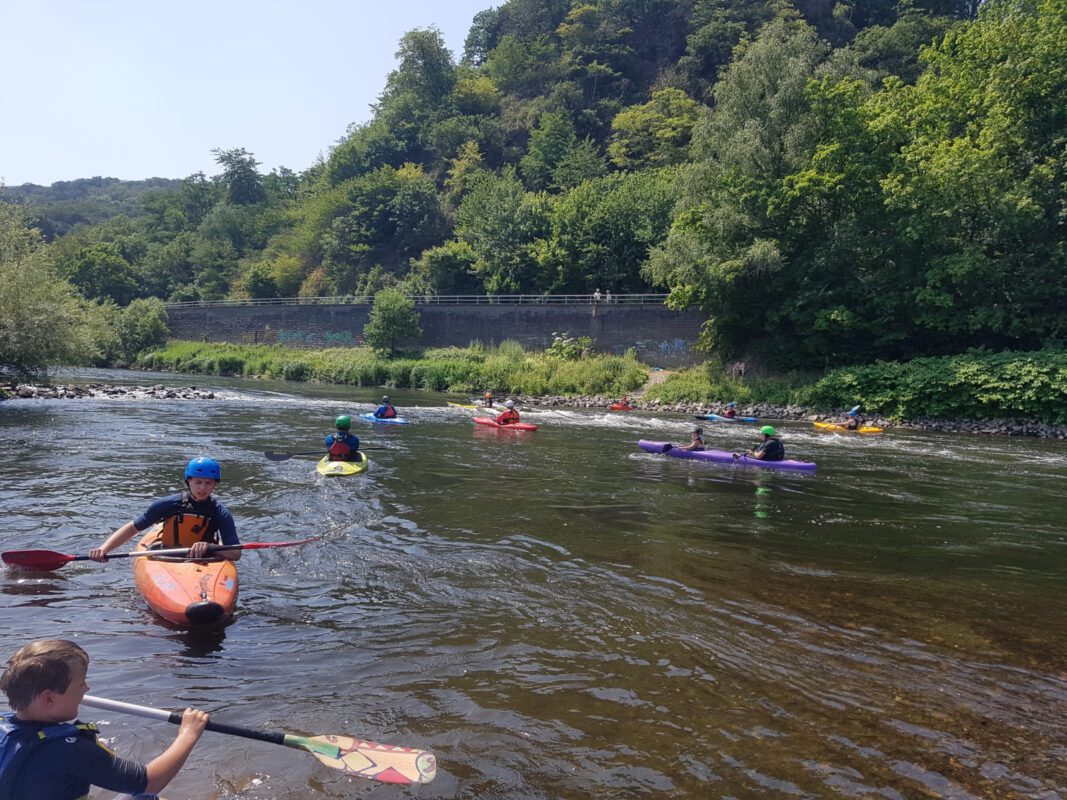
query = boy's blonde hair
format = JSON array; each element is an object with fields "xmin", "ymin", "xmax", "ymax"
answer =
[{"xmin": 0, "ymin": 640, "xmax": 89, "ymax": 711}]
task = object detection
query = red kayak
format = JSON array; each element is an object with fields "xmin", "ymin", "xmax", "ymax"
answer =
[
  {"xmin": 609, "ymin": 402, "xmax": 635, "ymax": 411},
  {"xmin": 473, "ymin": 417, "xmax": 538, "ymax": 432}
]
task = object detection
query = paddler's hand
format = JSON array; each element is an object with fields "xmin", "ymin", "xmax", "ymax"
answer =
[
  {"xmin": 187, "ymin": 541, "xmax": 211, "ymax": 559},
  {"xmin": 88, "ymin": 547, "xmax": 109, "ymax": 562}
]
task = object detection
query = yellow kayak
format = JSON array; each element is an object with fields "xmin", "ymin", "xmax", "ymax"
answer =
[
  {"xmin": 814, "ymin": 421, "xmax": 884, "ymax": 434},
  {"xmin": 316, "ymin": 452, "xmax": 369, "ymax": 476}
]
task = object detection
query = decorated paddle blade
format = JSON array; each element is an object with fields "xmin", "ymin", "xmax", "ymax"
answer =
[
  {"xmin": 287, "ymin": 733, "xmax": 437, "ymax": 784},
  {"xmin": 1, "ymin": 549, "xmax": 77, "ymax": 571}
]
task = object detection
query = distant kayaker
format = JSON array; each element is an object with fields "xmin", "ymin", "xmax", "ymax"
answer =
[
  {"xmin": 676, "ymin": 428, "xmax": 706, "ymax": 451},
  {"xmin": 837, "ymin": 405, "xmax": 863, "ymax": 430},
  {"xmin": 495, "ymin": 400, "xmax": 521, "ymax": 425},
  {"xmin": 480, "ymin": 391, "xmax": 495, "ymax": 408},
  {"xmin": 325, "ymin": 415, "xmax": 361, "ymax": 461},
  {"xmin": 0, "ymin": 639, "xmax": 209, "ymax": 799},
  {"xmin": 89, "ymin": 457, "xmax": 241, "ymax": 562},
  {"xmin": 740, "ymin": 426, "xmax": 785, "ymax": 461},
  {"xmin": 373, "ymin": 395, "xmax": 398, "ymax": 419},
  {"xmin": 721, "ymin": 401, "xmax": 738, "ymax": 419}
]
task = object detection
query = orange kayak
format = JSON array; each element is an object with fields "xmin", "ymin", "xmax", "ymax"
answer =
[
  {"xmin": 609, "ymin": 402, "xmax": 635, "ymax": 411},
  {"xmin": 132, "ymin": 525, "xmax": 238, "ymax": 626}
]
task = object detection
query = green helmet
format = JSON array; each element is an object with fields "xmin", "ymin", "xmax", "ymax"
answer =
[
  {"xmin": 335, "ymin": 415, "xmax": 351, "ymax": 430},
  {"xmin": 760, "ymin": 425, "xmax": 776, "ymax": 436}
]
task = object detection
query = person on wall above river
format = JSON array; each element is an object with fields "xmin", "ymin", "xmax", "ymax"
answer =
[
  {"xmin": 89, "ymin": 457, "xmax": 240, "ymax": 562},
  {"xmin": 739, "ymin": 426, "xmax": 785, "ymax": 461},
  {"xmin": 373, "ymin": 395, "xmax": 397, "ymax": 419},
  {"xmin": 495, "ymin": 400, "xmax": 521, "ymax": 426},
  {"xmin": 325, "ymin": 416, "xmax": 361, "ymax": 462},
  {"xmin": 0, "ymin": 639, "xmax": 209, "ymax": 800}
]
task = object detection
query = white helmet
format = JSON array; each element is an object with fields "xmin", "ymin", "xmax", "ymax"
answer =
[{"xmin": 505, "ymin": 400, "xmax": 515, "ymax": 409}]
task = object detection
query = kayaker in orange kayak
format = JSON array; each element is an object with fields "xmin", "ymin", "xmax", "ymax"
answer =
[
  {"xmin": 89, "ymin": 457, "xmax": 240, "ymax": 562},
  {"xmin": 495, "ymin": 400, "xmax": 521, "ymax": 425}
]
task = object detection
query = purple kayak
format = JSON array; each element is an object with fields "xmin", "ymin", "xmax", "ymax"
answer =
[{"xmin": 637, "ymin": 440, "xmax": 817, "ymax": 473}]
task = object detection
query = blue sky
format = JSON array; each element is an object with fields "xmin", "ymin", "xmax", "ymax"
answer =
[{"xmin": 0, "ymin": 0, "xmax": 492, "ymax": 186}]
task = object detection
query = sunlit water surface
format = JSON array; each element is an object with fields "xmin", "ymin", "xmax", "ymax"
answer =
[{"xmin": 2, "ymin": 370, "xmax": 1065, "ymax": 799}]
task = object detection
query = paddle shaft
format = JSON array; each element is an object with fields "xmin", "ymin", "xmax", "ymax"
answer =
[{"xmin": 83, "ymin": 695, "xmax": 285, "ymax": 744}]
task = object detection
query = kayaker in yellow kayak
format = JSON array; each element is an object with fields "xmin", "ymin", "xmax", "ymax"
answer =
[
  {"xmin": 325, "ymin": 415, "xmax": 361, "ymax": 461},
  {"xmin": 0, "ymin": 639, "xmax": 209, "ymax": 799},
  {"xmin": 837, "ymin": 406, "xmax": 863, "ymax": 430},
  {"xmin": 89, "ymin": 457, "xmax": 240, "ymax": 562}
]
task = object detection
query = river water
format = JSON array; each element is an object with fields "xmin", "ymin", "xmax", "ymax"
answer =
[{"xmin": 2, "ymin": 370, "xmax": 1065, "ymax": 800}]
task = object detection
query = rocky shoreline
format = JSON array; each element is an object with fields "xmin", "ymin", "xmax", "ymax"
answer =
[
  {"xmin": 0, "ymin": 383, "xmax": 217, "ymax": 401},
  {"xmin": 4, "ymin": 382, "xmax": 1064, "ymax": 438},
  {"xmin": 519, "ymin": 394, "xmax": 1067, "ymax": 439}
]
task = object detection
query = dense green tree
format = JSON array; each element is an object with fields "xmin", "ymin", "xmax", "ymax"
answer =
[
  {"xmin": 520, "ymin": 110, "xmax": 578, "ymax": 189},
  {"xmin": 212, "ymin": 148, "xmax": 266, "ymax": 205},
  {"xmin": 363, "ymin": 288, "xmax": 423, "ymax": 355},
  {"xmin": 608, "ymin": 88, "xmax": 702, "ymax": 169},
  {"xmin": 60, "ymin": 241, "xmax": 141, "ymax": 305},
  {"xmin": 0, "ymin": 203, "xmax": 108, "ymax": 377},
  {"xmin": 455, "ymin": 168, "xmax": 552, "ymax": 293}
]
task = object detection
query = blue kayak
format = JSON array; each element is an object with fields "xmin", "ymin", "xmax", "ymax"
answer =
[
  {"xmin": 359, "ymin": 412, "xmax": 409, "ymax": 425},
  {"xmin": 694, "ymin": 413, "xmax": 758, "ymax": 424}
]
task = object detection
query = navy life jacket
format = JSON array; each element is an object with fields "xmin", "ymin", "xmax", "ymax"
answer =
[{"xmin": 0, "ymin": 712, "xmax": 99, "ymax": 800}]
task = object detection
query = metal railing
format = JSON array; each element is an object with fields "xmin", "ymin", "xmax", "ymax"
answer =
[{"xmin": 164, "ymin": 293, "xmax": 669, "ymax": 309}]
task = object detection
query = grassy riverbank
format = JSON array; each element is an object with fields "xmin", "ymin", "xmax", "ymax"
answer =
[
  {"xmin": 138, "ymin": 340, "xmax": 649, "ymax": 397},
  {"xmin": 138, "ymin": 342, "xmax": 1067, "ymax": 426}
]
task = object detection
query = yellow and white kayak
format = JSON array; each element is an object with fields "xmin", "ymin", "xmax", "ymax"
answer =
[
  {"xmin": 814, "ymin": 421, "xmax": 884, "ymax": 434},
  {"xmin": 316, "ymin": 452, "xmax": 369, "ymax": 476}
]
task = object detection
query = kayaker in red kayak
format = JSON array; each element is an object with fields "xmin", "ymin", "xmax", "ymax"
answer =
[
  {"xmin": 495, "ymin": 400, "xmax": 521, "ymax": 426},
  {"xmin": 0, "ymin": 639, "xmax": 209, "ymax": 800},
  {"xmin": 89, "ymin": 457, "xmax": 240, "ymax": 562},
  {"xmin": 325, "ymin": 415, "xmax": 361, "ymax": 461},
  {"xmin": 739, "ymin": 426, "xmax": 785, "ymax": 461},
  {"xmin": 675, "ymin": 428, "xmax": 706, "ymax": 451}
]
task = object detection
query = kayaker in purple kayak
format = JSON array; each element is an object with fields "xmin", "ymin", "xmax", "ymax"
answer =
[
  {"xmin": 738, "ymin": 426, "xmax": 784, "ymax": 461},
  {"xmin": 675, "ymin": 428, "xmax": 706, "ymax": 452}
]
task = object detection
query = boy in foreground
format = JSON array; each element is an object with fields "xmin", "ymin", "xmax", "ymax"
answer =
[{"xmin": 0, "ymin": 639, "xmax": 208, "ymax": 799}]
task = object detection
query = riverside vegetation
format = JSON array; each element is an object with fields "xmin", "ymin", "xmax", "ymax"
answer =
[{"xmin": 134, "ymin": 340, "xmax": 1067, "ymax": 433}]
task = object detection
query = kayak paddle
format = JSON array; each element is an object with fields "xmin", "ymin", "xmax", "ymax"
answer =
[
  {"xmin": 1, "ymin": 537, "xmax": 320, "ymax": 572},
  {"xmin": 265, "ymin": 449, "xmax": 385, "ymax": 461},
  {"xmin": 80, "ymin": 695, "xmax": 436, "ymax": 785}
]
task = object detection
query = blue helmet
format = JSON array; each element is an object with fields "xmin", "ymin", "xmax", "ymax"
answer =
[
  {"xmin": 184, "ymin": 457, "xmax": 221, "ymax": 482},
  {"xmin": 727, "ymin": 401, "xmax": 735, "ymax": 408}
]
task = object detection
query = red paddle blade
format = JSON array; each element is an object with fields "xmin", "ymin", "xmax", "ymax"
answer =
[
  {"xmin": 1, "ymin": 550, "xmax": 78, "ymax": 571},
  {"xmin": 236, "ymin": 537, "xmax": 320, "ymax": 551}
]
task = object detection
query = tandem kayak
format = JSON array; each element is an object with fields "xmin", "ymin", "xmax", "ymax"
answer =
[
  {"xmin": 813, "ymin": 421, "xmax": 883, "ymax": 434},
  {"xmin": 359, "ymin": 412, "xmax": 409, "ymax": 425},
  {"xmin": 473, "ymin": 416, "xmax": 539, "ymax": 432},
  {"xmin": 637, "ymin": 440, "xmax": 817, "ymax": 473},
  {"xmin": 694, "ymin": 413, "xmax": 758, "ymax": 424},
  {"xmin": 316, "ymin": 452, "xmax": 369, "ymax": 476},
  {"xmin": 131, "ymin": 525, "xmax": 238, "ymax": 626}
]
